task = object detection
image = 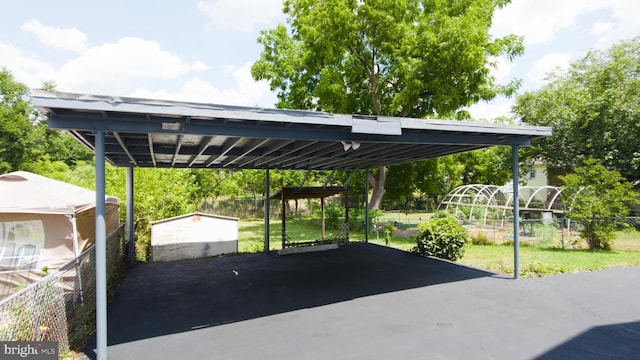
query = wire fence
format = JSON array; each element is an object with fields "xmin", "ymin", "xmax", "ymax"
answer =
[
  {"xmin": 462, "ymin": 217, "xmax": 640, "ymax": 248},
  {"xmin": 0, "ymin": 224, "xmax": 127, "ymax": 354}
]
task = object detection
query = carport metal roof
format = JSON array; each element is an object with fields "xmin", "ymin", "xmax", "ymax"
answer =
[
  {"xmin": 31, "ymin": 90, "xmax": 551, "ymax": 360},
  {"xmin": 31, "ymin": 90, "xmax": 551, "ymax": 170}
]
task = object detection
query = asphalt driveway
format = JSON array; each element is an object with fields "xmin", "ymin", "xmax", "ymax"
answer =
[{"xmin": 84, "ymin": 243, "xmax": 640, "ymax": 359}]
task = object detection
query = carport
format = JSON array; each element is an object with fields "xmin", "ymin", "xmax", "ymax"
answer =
[{"xmin": 31, "ymin": 90, "xmax": 551, "ymax": 359}]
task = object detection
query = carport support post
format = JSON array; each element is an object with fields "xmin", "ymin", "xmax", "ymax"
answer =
[
  {"xmin": 512, "ymin": 145, "xmax": 520, "ymax": 279},
  {"xmin": 365, "ymin": 168, "xmax": 370, "ymax": 243},
  {"xmin": 281, "ymin": 188, "xmax": 286, "ymax": 249},
  {"xmin": 126, "ymin": 166, "xmax": 135, "ymax": 264},
  {"xmin": 265, "ymin": 167, "xmax": 270, "ymax": 253},
  {"xmin": 95, "ymin": 130, "xmax": 108, "ymax": 360}
]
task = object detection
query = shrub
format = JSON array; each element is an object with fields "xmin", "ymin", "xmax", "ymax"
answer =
[
  {"xmin": 533, "ymin": 223, "xmax": 557, "ymax": 247},
  {"xmin": 314, "ymin": 202, "xmax": 343, "ymax": 229},
  {"xmin": 411, "ymin": 216, "xmax": 469, "ymax": 261},
  {"xmin": 470, "ymin": 230, "xmax": 493, "ymax": 245}
]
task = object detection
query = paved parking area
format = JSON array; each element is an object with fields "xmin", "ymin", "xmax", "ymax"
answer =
[{"xmin": 85, "ymin": 243, "xmax": 640, "ymax": 359}]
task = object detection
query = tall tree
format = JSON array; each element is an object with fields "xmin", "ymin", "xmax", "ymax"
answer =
[
  {"xmin": 0, "ymin": 69, "xmax": 93, "ymax": 173},
  {"xmin": 252, "ymin": 0, "xmax": 524, "ymax": 209},
  {"xmin": 0, "ymin": 69, "xmax": 34, "ymax": 173},
  {"xmin": 560, "ymin": 158, "xmax": 638, "ymax": 250},
  {"xmin": 514, "ymin": 37, "xmax": 640, "ymax": 182}
]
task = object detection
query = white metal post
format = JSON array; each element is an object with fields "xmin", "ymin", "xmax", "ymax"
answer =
[{"xmin": 95, "ymin": 131, "xmax": 108, "ymax": 359}]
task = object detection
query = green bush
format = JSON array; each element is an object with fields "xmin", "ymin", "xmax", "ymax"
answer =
[
  {"xmin": 470, "ymin": 230, "xmax": 494, "ymax": 245},
  {"xmin": 314, "ymin": 202, "xmax": 343, "ymax": 229},
  {"xmin": 411, "ymin": 216, "xmax": 469, "ymax": 261},
  {"xmin": 533, "ymin": 223, "xmax": 557, "ymax": 247}
]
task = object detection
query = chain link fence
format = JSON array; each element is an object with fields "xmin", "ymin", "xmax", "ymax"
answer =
[
  {"xmin": 0, "ymin": 224, "xmax": 126, "ymax": 354},
  {"xmin": 462, "ymin": 217, "xmax": 640, "ymax": 247}
]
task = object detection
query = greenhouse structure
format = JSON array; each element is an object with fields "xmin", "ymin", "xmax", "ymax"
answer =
[{"xmin": 438, "ymin": 184, "xmax": 567, "ymax": 226}]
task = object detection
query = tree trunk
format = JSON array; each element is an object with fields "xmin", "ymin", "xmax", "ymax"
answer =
[{"xmin": 368, "ymin": 165, "xmax": 387, "ymax": 209}]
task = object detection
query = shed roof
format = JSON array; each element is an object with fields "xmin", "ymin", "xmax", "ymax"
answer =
[
  {"xmin": 31, "ymin": 91, "xmax": 551, "ymax": 171},
  {"xmin": 150, "ymin": 212, "xmax": 239, "ymax": 226}
]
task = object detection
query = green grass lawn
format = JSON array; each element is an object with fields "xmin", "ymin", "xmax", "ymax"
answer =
[
  {"xmin": 457, "ymin": 243, "xmax": 640, "ymax": 277},
  {"xmin": 238, "ymin": 214, "xmax": 640, "ymax": 278}
]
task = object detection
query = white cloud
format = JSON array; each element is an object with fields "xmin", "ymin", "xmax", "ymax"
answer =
[
  {"xmin": 593, "ymin": 1, "xmax": 640, "ymax": 49},
  {"xmin": 21, "ymin": 20, "xmax": 87, "ymax": 53},
  {"xmin": 527, "ymin": 53, "xmax": 572, "ymax": 88},
  {"xmin": 491, "ymin": 0, "xmax": 603, "ymax": 45},
  {"xmin": 0, "ymin": 43, "xmax": 57, "ymax": 88},
  {"xmin": 467, "ymin": 96, "xmax": 515, "ymax": 121},
  {"xmin": 55, "ymin": 37, "xmax": 206, "ymax": 94},
  {"xmin": 591, "ymin": 21, "xmax": 615, "ymax": 36},
  {"xmin": 488, "ymin": 56, "xmax": 515, "ymax": 84},
  {"xmin": 130, "ymin": 63, "xmax": 275, "ymax": 107},
  {"xmin": 197, "ymin": 0, "xmax": 284, "ymax": 32}
]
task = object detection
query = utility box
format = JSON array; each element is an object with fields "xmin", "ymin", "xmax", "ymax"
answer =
[{"xmin": 151, "ymin": 212, "xmax": 239, "ymax": 261}]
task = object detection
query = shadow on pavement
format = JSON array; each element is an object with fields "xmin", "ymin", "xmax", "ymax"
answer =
[
  {"xmin": 535, "ymin": 320, "xmax": 640, "ymax": 360},
  {"xmin": 85, "ymin": 243, "xmax": 494, "ymax": 355}
]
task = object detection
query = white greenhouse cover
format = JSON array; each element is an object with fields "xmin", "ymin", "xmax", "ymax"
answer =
[{"xmin": 0, "ymin": 171, "xmax": 119, "ymax": 215}]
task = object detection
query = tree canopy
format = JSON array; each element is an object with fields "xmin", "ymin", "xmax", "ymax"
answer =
[
  {"xmin": 0, "ymin": 69, "xmax": 93, "ymax": 174},
  {"xmin": 252, "ymin": 0, "xmax": 524, "ymax": 208},
  {"xmin": 560, "ymin": 158, "xmax": 638, "ymax": 250},
  {"xmin": 514, "ymin": 37, "xmax": 640, "ymax": 182},
  {"xmin": 0, "ymin": 69, "xmax": 35, "ymax": 173}
]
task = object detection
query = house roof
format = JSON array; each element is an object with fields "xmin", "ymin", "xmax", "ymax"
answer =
[{"xmin": 31, "ymin": 90, "xmax": 552, "ymax": 171}]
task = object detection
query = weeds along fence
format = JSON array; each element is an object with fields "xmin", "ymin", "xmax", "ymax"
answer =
[
  {"xmin": 463, "ymin": 217, "xmax": 640, "ymax": 247},
  {"xmin": 0, "ymin": 224, "xmax": 126, "ymax": 353}
]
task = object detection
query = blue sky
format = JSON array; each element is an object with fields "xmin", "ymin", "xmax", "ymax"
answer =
[{"xmin": 1, "ymin": 0, "xmax": 638, "ymax": 120}]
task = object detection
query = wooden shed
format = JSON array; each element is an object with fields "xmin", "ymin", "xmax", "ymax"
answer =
[{"xmin": 151, "ymin": 212, "xmax": 238, "ymax": 261}]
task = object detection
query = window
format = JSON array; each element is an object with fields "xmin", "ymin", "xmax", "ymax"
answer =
[{"xmin": 0, "ymin": 220, "xmax": 45, "ymax": 270}]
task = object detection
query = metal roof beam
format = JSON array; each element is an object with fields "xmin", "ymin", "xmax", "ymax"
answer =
[
  {"xmin": 238, "ymin": 139, "xmax": 295, "ymax": 168},
  {"xmin": 271, "ymin": 142, "xmax": 342, "ymax": 168},
  {"xmin": 147, "ymin": 134, "xmax": 157, "ymax": 166},
  {"xmin": 222, "ymin": 138, "xmax": 270, "ymax": 168},
  {"xmin": 171, "ymin": 134, "xmax": 184, "ymax": 167},
  {"xmin": 48, "ymin": 113, "xmax": 536, "ymax": 146},
  {"xmin": 113, "ymin": 132, "xmax": 138, "ymax": 166},
  {"xmin": 253, "ymin": 140, "xmax": 319, "ymax": 168},
  {"xmin": 187, "ymin": 136, "xmax": 214, "ymax": 167},
  {"xmin": 205, "ymin": 137, "xmax": 243, "ymax": 167}
]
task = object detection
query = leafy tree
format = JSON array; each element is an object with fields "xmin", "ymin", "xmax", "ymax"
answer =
[
  {"xmin": 385, "ymin": 158, "xmax": 457, "ymax": 210},
  {"xmin": 0, "ymin": 69, "xmax": 35, "ymax": 173},
  {"xmin": 514, "ymin": 37, "xmax": 640, "ymax": 182},
  {"xmin": 253, "ymin": 0, "xmax": 524, "ymax": 209},
  {"xmin": 560, "ymin": 158, "xmax": 639, "ymax": 250},
  {"xmin": 0, "ymin": 69, "xmax": 92, "ymax": 173},
  {"xmin": 382, "ymin": 146, "xmax": 513, "ymax": 210},
  {"xmin": 453, "ymin": 146, "xmax": 513, "ymax": 185},
  {"xmin": 235, "ymin": 169, "xmax": 324, "ymax": 198}
]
